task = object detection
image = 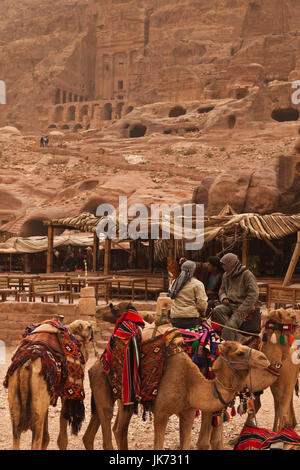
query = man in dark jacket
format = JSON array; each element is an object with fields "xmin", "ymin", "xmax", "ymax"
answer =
[
  {"xmin": 63, "ymin": 252, "xmax": 78, "ymax": 272},
  {"xmin": 212, "ymin": 253, "xmax": 259, "ymax": 341}
]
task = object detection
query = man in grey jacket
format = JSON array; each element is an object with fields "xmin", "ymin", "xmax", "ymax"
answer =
[{"xmin": 212, "ymin": 253, "xmax": 259, "ymax": 341}]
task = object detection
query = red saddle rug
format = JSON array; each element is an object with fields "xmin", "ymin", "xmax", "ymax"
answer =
[
  {"xmin": 4, "ymin": 318, "xmax": 86, "ymax": 435},
  {"xmin": 234, "ymin": 423, "xmax": 300, "ymax": 450}
]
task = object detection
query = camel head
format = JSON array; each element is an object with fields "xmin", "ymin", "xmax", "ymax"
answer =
[
  {"xmin": 95, "ymin": 301, "xmax": 134, "ymax": 323},
  {"xmin": 67, "ymin": 320, "xmax": 94, "ymax": 344},
  {"xmin": 267, "ymin": 308, "xmax": 297, "ymax": 325},
  {"xmin": 217, "ymin": 341, "xmax": 270, "ymax": 371}
]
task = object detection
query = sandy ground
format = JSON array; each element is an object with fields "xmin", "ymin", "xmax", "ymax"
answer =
[{"xmin": 1, "ymin": 344, "xmax": 300, "ymax": 451}]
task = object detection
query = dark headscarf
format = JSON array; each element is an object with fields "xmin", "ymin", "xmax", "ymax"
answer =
[
  {"xmin": 169, "ymin": 260, "xmax": 196, "ymax": 299},
  {"xmin": 220, "ymin": 253, "xmax": 246, "ymax": 278}
]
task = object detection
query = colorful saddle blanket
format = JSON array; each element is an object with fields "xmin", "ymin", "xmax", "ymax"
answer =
[
  {"xmin": 100, "ymin": 307, "xmax": 145, "ymax": 405},
  {"xmin": 104, "ymin": 321, "xmax": 183, "ymax": 409},
  {"xmin": 3, "ymin": 342, "xmax": 64, "ymax": 406},
  {"xmin": 4, "ymin": 318, "xmax": 86, "ymax": 435},
  {"xmin": 234, "ymin": 423, "xmax": 300, "ymax": 450},
  {"xmin": 139, "ymin": 329, "xmax": 183, "ymax": 405},
  {"xmin": 179, "ymin": 321, "xmax": 222, "ymax": 379}
]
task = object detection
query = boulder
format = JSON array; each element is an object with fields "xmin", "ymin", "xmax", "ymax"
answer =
[{"xmin": 207, "ymin": 171, "xmax": 252, "ymax": 215}]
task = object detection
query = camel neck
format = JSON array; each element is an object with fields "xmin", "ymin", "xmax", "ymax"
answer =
[{"xmin": 188, "ymin": 363, "xmax": 243, "ymax": 412}]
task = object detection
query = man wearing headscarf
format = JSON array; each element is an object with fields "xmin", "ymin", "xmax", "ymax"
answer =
[
  {"xmin": 169, "ymin": 260, "xmax": 208, "ymax": 329},
  {"xmin": 212, "ymin": 253, "xmax": 259, "ymax": 341}
]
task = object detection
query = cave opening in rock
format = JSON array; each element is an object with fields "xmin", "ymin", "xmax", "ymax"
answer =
[
  {"xmin": 169, "ymin": 106, "xmax": 186, "ymax": 118},
  {"xmin": 197, "ymin": 106, "xmax": 214, "ymax": 114},
  {"xmin": 103, "ymin": 103, "xmax": 112, "ymax": 120},
  {"xmin": 61, "ymin": 124, "xmax": 70, "ymax": 130},
  {"xmin": 271, "ymin": 107, "xmax": 299, "ymax": 122},
  {"xmin": 54, "ymin": 106, "xmax": 64, "ymax": 122},
  {"xmin": 55, "ymin": 89, "xmax": 61, "ymax": 105},
  {"xmin": 228, "ymin": 115, "xmax": 236, "ymax": 129},
  {"xmin": 20, "ymin": 218, "xmax": 49, "ymax": 237},
  {"xmin": 48, "ymin": 124, "xmax": 57, "ymax": 129},
  {"xmin": 185, "ymin": 127, "xmax": 199, "ymax": 133},
  {"xmin": 73, "ymin": 123, "xmax": 83, "ymax": 132},
  {"xmin": 129, "ymin": 124, "xmax": 147, "ymax": 138},
  {"xmin": 67, "ymin": 106, "xmax": 76, "ymax": 121}
]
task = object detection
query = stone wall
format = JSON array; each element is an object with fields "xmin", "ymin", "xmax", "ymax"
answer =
[{"xmin": 0, "ymin": 302, "xmax": 89, "ymax": 345}]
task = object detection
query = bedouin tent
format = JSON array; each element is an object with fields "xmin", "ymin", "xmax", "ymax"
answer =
[{"xmin": 43, "ymin": 209, "xmax": 300, "ymax": 277}]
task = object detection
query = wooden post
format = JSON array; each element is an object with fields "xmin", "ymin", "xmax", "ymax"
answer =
[
  {"xmin": 104, "ymin": 238, "xmax": 111, "ymax": 275},
  {"xmin": 283, "ymin": 232, "xmax": 300, "ymax": 286},
  {"xmin": 242, "ymin": 234, "xmax": 247, "ymax": 267},
  {"xmin": 134, "ymin": 240, "xmax": 138, "ymax": 269},
  {"xmin": 46, "ymin": 225, "xmax": 54, "ymax": 273},
  {"xmin": 148, "ymin": 239, "xmax": 154, "ymax": 273},
  {"xmin": 168, "ymin": 234, "xmax": 175, "ymax": 261},
  {"xmin": 93, "ymin": 232, "xmax": 99, "ymax": 273}
]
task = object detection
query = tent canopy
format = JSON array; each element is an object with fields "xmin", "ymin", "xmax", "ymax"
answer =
[{"xmin": 44, "ymin": 211, "xmax": 300, "ymax": 243}]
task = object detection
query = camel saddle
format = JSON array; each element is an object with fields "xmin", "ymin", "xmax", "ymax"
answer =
[{"xmin": 21, "ymin": 324, "xmax": 64, "ymax": 357}]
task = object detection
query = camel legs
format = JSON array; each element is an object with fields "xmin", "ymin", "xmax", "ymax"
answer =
[
  {"xmin": 8, "ymin": 370, "xmax": 22, "ymax": 450},
  {"xmin": 271, "ymin": 384, "xmax": 295, "ymax": 432},
  {"xmin": 211, "ymin": 423, "xmax": 224, "ymax": 450},
  {"xmin": 83, "ymin": 412, "xmax": 101, "ymax": 450},
  {"xmin": 42, "ymin": 411, "xmax": 50, "ymax": 450},
  {"xmin": 153, "ymin": 413, "xmax": 169, "ymax": 450},
  {"xmin": 196, "ymin": 412, "xmax": 213, "ymax": 450},
  {"xmin": 290, "ymin": 399, "xmax": 297, "ymax": 428},
  {"xmin": 179, "ymin": 409, "xmax": 195, "ymax": 450},
  {"xmin": 57, "ymin": 400, "xmax": 68, "ymax": 450},
  {"xmin": 30, "ymin": 361, "xmax": 50, "ymax": 450},
  {"xmin": 113, "ymin": 402, "xmax": 134, "ymax": 450}
]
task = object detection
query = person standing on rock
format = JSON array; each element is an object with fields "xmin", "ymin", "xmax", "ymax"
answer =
[
  {"xmin": 212, "ymin": 253, "xmax": 259, "ymax": 341},
  {"xmin": 169, "ymin": 260, "xmax": 208, "ymax": 329}
]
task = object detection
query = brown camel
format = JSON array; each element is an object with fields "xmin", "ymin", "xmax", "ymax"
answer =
[
  {"xmin": 83, "ymin": 338, "xmax": 269, "ymax": 450},
  {"xmin": 6, "ymin": 319, "xmax": 93, "ymax": 450},
  {"xmin": 198, "ymin": 308, "xmax": 299, "ymax": 450},
  {"xmin": 258, "ymin": 308, "xmax": 299, "ymax": 432}
]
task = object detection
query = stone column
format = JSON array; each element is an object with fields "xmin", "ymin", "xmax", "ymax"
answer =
[{"xmin": 76, "ymin": 286, "xmax": 96, "ymax": 318}]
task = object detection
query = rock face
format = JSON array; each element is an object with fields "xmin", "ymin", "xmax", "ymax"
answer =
[
  {"xmin": 1, "ymin": 0, "xmax": 300, "ymax": 132},
  {"xmin": 192, "ymin": 155, "xmax": 299, "ymax": 215}
]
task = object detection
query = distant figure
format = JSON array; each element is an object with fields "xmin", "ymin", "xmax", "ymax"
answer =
[
  {"xmin": 40, "ymin": 136, "xmax": 49, "ymax": 147},
  {"xmin": 63, "ymin": 252, "xmax": 78, "ymax": 272}
]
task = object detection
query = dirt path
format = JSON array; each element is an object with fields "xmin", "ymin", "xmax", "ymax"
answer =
[{"xmin": 1, "ymin": 345, "xmax": 300, "ymax": 450}]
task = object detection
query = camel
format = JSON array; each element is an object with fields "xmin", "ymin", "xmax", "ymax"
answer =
[
  {"xmin": 6, "ymin": 319, "xmax": 93, "ymax": 450},
  {"xmin": 83, "ymin": 330, "xmax": 270, "ymax": 450},
  {"xmin": 197, "ymin": 308, "xmax": 299, "ymax": 449},
  {"xmin": 256, "ymin": 308, "xmax": 300, "ymax": 432}
]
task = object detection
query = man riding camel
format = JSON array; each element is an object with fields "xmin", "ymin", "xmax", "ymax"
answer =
[{"xmin": 212, "ymin": 253, "xmax": 260, "ymax": 341}]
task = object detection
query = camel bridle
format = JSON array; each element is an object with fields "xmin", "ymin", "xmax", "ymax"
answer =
[
  {"xmin": 220, "ymin": 347, "xmax": 253, "ymax": 372},
  {"xmin": 212, "ymin": 347, "xmax": 254, "ymax": 409}
]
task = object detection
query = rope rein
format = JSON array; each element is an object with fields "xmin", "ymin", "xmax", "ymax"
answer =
[{"xmin": 211, "ymin": 321, "xmax": 261, "ymax": 337}]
